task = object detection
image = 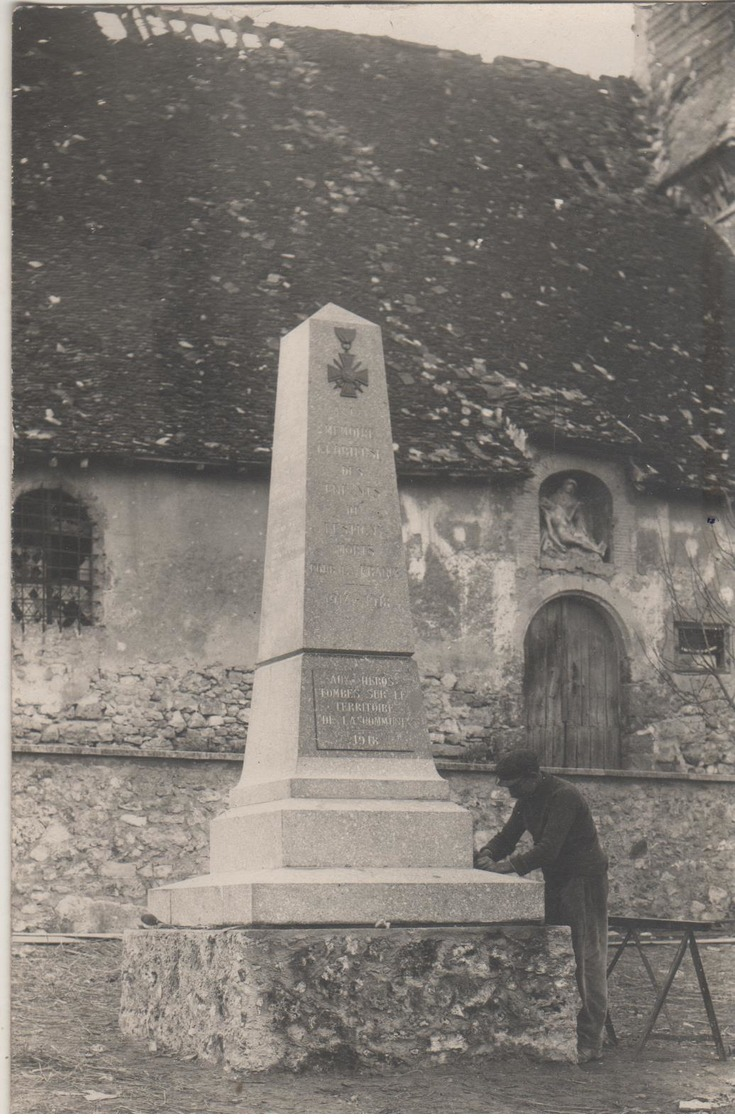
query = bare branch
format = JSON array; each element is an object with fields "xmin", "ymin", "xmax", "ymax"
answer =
[{"xmin": 648, "ymin": 517, "xmax": 735, "ymax": 719}]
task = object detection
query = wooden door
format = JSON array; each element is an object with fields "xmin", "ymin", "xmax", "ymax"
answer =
[{"xmin": 524, "ymin": 597, "xmax": 621, "ymax": 768}]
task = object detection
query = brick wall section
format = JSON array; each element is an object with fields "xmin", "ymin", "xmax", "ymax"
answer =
[
  {"xmin": 634, "ymin": 2, "xmax": 735, "ymax": 181},
  {"xmin": 11, "ymin": 753, "xmax": 735, "ymax": 933}
]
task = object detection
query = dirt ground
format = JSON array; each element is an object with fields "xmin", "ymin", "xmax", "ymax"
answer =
[{"xmin": 10, "ymin": 937, "xmax": 735, "ymax": 1114}]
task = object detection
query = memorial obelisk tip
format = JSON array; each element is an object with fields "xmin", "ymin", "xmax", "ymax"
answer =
[{"xmin": 308, "ymin": 303, "xmax": 377, "ymax": 325}]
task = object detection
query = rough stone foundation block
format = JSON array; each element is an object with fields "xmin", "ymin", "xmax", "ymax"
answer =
[{"xmin": 120, "ymin": 925, "xmax": 578, "ymax": 1070}]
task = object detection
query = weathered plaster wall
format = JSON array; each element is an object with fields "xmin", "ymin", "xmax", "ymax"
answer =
[
  {"xmin": 401, "ymin": 450, "xmax": 735, "ymax": 773},
  {"xmin": 11, "ymin": 753, "xmax": 735, "ymax": 933},
  {"xmin": 12, "ymin": 454, "xmax": 735, "ymax": 772},
  {"xmin": 12, "ymin": 462, "xmax": 263, "ymax": 754},
  {"xmin": 119, "ymin": 925, "xmax": 578, "ymax": 1070},
  {"xmin": 13, "ymin": 461, "xmax": 268, "ymax": 672}
]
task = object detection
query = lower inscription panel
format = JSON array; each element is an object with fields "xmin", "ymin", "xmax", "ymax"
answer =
[{"xmin": 311, "ymin": 657, "xmax": 425, "ymax": 752}]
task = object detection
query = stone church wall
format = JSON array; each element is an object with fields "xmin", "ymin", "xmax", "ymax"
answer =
[
  {"xmin": 14, "ymin": 455, "xmax": 734, "ymax": 933},
  {"xmin": 12, "ymin": 454, "xmax": 735, "ymax": 775},
  {"xmin": 14, "ymin": 659, "xmax": 253, "ymax": 755},
  {"xmin": 11, "ymin": 752, "xmax": 734, "ymax": 933}
]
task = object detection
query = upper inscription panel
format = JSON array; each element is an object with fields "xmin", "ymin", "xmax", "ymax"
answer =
[
  {"xmin": 303, "ymin": 313, "xmax": 415, "ymax": 655},
  {"xmin": 258, "ymin": 305, "xmax": 416, "ymax": 662}
]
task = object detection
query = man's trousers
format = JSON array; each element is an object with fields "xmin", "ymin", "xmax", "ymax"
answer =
[{"xmin": 545, "ymin": 872, "xmax": 609, "ymax": 1055}]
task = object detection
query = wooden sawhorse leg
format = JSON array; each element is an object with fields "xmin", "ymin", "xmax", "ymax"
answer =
[
  {"xmin": 636, "ymin": 930, "xmax": 729, "ymax": 1059},
  {"xmin": 605, "ymin": 928, "xmax": 675, "ymax": 1044},
  {"xmin": 635, "ymin": 930, "xmax": 688, "ymax": 1053},
  {"xmin": 604, "ymin": 929, "xmax": 631, "ymax": 1045},
  {"xmin": 687, "ymin": 934, "xmax": 728, "ymax": 1060},
  {"xmin": 631, "ymin": 929, "xmax": 676, "ymax": 1032}
]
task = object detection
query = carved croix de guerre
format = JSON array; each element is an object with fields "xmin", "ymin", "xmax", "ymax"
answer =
[{"xmin": 328, "ymin": 327, "xmax": 369, "ymax": 398}]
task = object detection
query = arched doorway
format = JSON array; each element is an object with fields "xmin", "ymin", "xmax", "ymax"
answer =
[{"xmin": 524, "ymin": 596, "xmax": 622, "ymax": 768}]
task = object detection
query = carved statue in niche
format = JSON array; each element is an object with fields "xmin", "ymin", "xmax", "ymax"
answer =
[{"xmin": 540, "ymin": 477, "xmax": 607, "ymax": 560}]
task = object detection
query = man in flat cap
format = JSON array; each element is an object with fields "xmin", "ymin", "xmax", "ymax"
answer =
[{"xmin": 475, "ymin": 748, "xmax": 609, "ymax": 1064}]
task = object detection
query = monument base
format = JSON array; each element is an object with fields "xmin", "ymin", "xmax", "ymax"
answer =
[
  {"xmin": 146, "ymin": 866, "xmax": 544, "ymax": 927},
  {"xmin": 120, "ymin": 925, "xmax": 578, "ymax": 1071},
  {"xmin": 208, "ymin": 798, "xmax": 473, "ymax": 873}
]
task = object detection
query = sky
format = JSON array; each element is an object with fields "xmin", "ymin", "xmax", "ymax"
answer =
[{"xmin": 176, "ymin": 2, "xmax": 637, "ymax": 78}]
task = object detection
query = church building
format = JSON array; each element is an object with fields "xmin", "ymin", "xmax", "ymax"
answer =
[{"xmin": 11, "ymin": 4, "xmax": 735, "ymax": 932}]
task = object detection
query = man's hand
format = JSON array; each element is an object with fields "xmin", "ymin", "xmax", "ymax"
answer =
[
  {"xmin": 474, "ymin": 851, "xmax": 516, "ymax": 874},
  {"xmin": 488, "ymin": 859, "xmax": 515, "ymax": 874},
  {"xmin": 474, "ymin": 850, "xmax": 495, "ymax": 871}
]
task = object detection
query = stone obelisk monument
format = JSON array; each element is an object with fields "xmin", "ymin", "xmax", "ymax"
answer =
[
  {"xmin": 145, "ymin": 304, "xmax": 541, "ymax": 926},
  {"xmin": 121, "ymin": 308, "xmax": 579, "ymax": 1070}
]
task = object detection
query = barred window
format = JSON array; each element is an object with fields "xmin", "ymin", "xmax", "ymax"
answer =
[
  {"xmin": 12, "ymin": 488, "xmax": 95, "ymax": 630},
  {"xmin": 675, "ymin": 622, "xmax": 728, "ymax": 671}
]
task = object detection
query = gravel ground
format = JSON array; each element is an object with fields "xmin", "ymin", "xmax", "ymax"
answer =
[{"xmin": 10, "ymin": 936, "xmax": 735, "ymax": 1114}]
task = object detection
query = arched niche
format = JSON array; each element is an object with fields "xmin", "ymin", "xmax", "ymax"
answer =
[{"xmin": 539, "ymin": 471, "xmax": 613, "ymax": 572}]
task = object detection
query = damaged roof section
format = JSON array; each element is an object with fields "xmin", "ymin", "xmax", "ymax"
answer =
[
  {"xmin": 12, "ymin": 6, "xmax": 735, "ymax": 493},
  {"xmin": 634, "ymin": 2, "xmax": 735, "ymax": 252},
  {"xmin": 637, "ymin": 2, "xmax": 735, "ymax": 185}
]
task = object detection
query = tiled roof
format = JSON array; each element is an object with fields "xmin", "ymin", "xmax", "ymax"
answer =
[{"xmin": 12, "ymin": 6, "xmax": 735, "ymax": 493}]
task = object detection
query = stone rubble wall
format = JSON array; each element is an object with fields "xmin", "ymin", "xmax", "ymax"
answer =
[
  {"xmin": 422, "ymin": 672, "xmax": 526, "ymax": 760},
  {"xmin": 450, "ymin": 771, "xmax": 735, "ymax": 925},
  {"xmin": 14, "ymin": 657, "xmax": 735, "ymax": 773},
  {"xmin": 11, "ymin": 657, "xmax": 505, "ymax": 759},
  {"xmin": 12, "ymin": 754, "xmax": 232, "ymax": 935},
  {"xmin": 638, "ymin": 705, "xmax": 735, "ymax": 773},
  {"xmin": 422, "ymin": 669, "xmax": 735, "ymax": 776},
  {"xmin": 11, "ymin": 753, "xmax": 735, "ymax": 934},
  {"xmin": 119, "ymin": 925, "xmax": 578, "ymax": 1070},
  {"xmin": 12, "ymin": 659, "xmax": 253, "ymax": 755}
]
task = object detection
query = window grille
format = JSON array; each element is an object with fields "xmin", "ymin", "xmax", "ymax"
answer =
[
  {"xmin": 675, "ymin": 622, "xmax": 728, "ymax": 671},
  {"xmin": 11, "ymin": 489, "xmax": 95, "ymax": 630}
]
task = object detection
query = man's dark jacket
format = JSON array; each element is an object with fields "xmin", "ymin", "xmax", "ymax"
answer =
[{"xmin": 483, "ymin": 773, "xmax": 608, "ymax": 882}]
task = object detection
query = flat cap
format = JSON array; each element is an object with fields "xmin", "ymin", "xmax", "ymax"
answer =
[{"xmin": 494, "ymin": 749, "xmax": 541, "ymax": 783}]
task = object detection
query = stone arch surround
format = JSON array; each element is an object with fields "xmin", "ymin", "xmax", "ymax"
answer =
[{"xmin": 513, "ymin": 578, "xmax": 634, "ymax": 680}]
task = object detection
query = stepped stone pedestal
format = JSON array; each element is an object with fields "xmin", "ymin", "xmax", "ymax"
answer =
[{"xmin": 120, "ymin": 306, "xmax": 563, "ymax": 1070}]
